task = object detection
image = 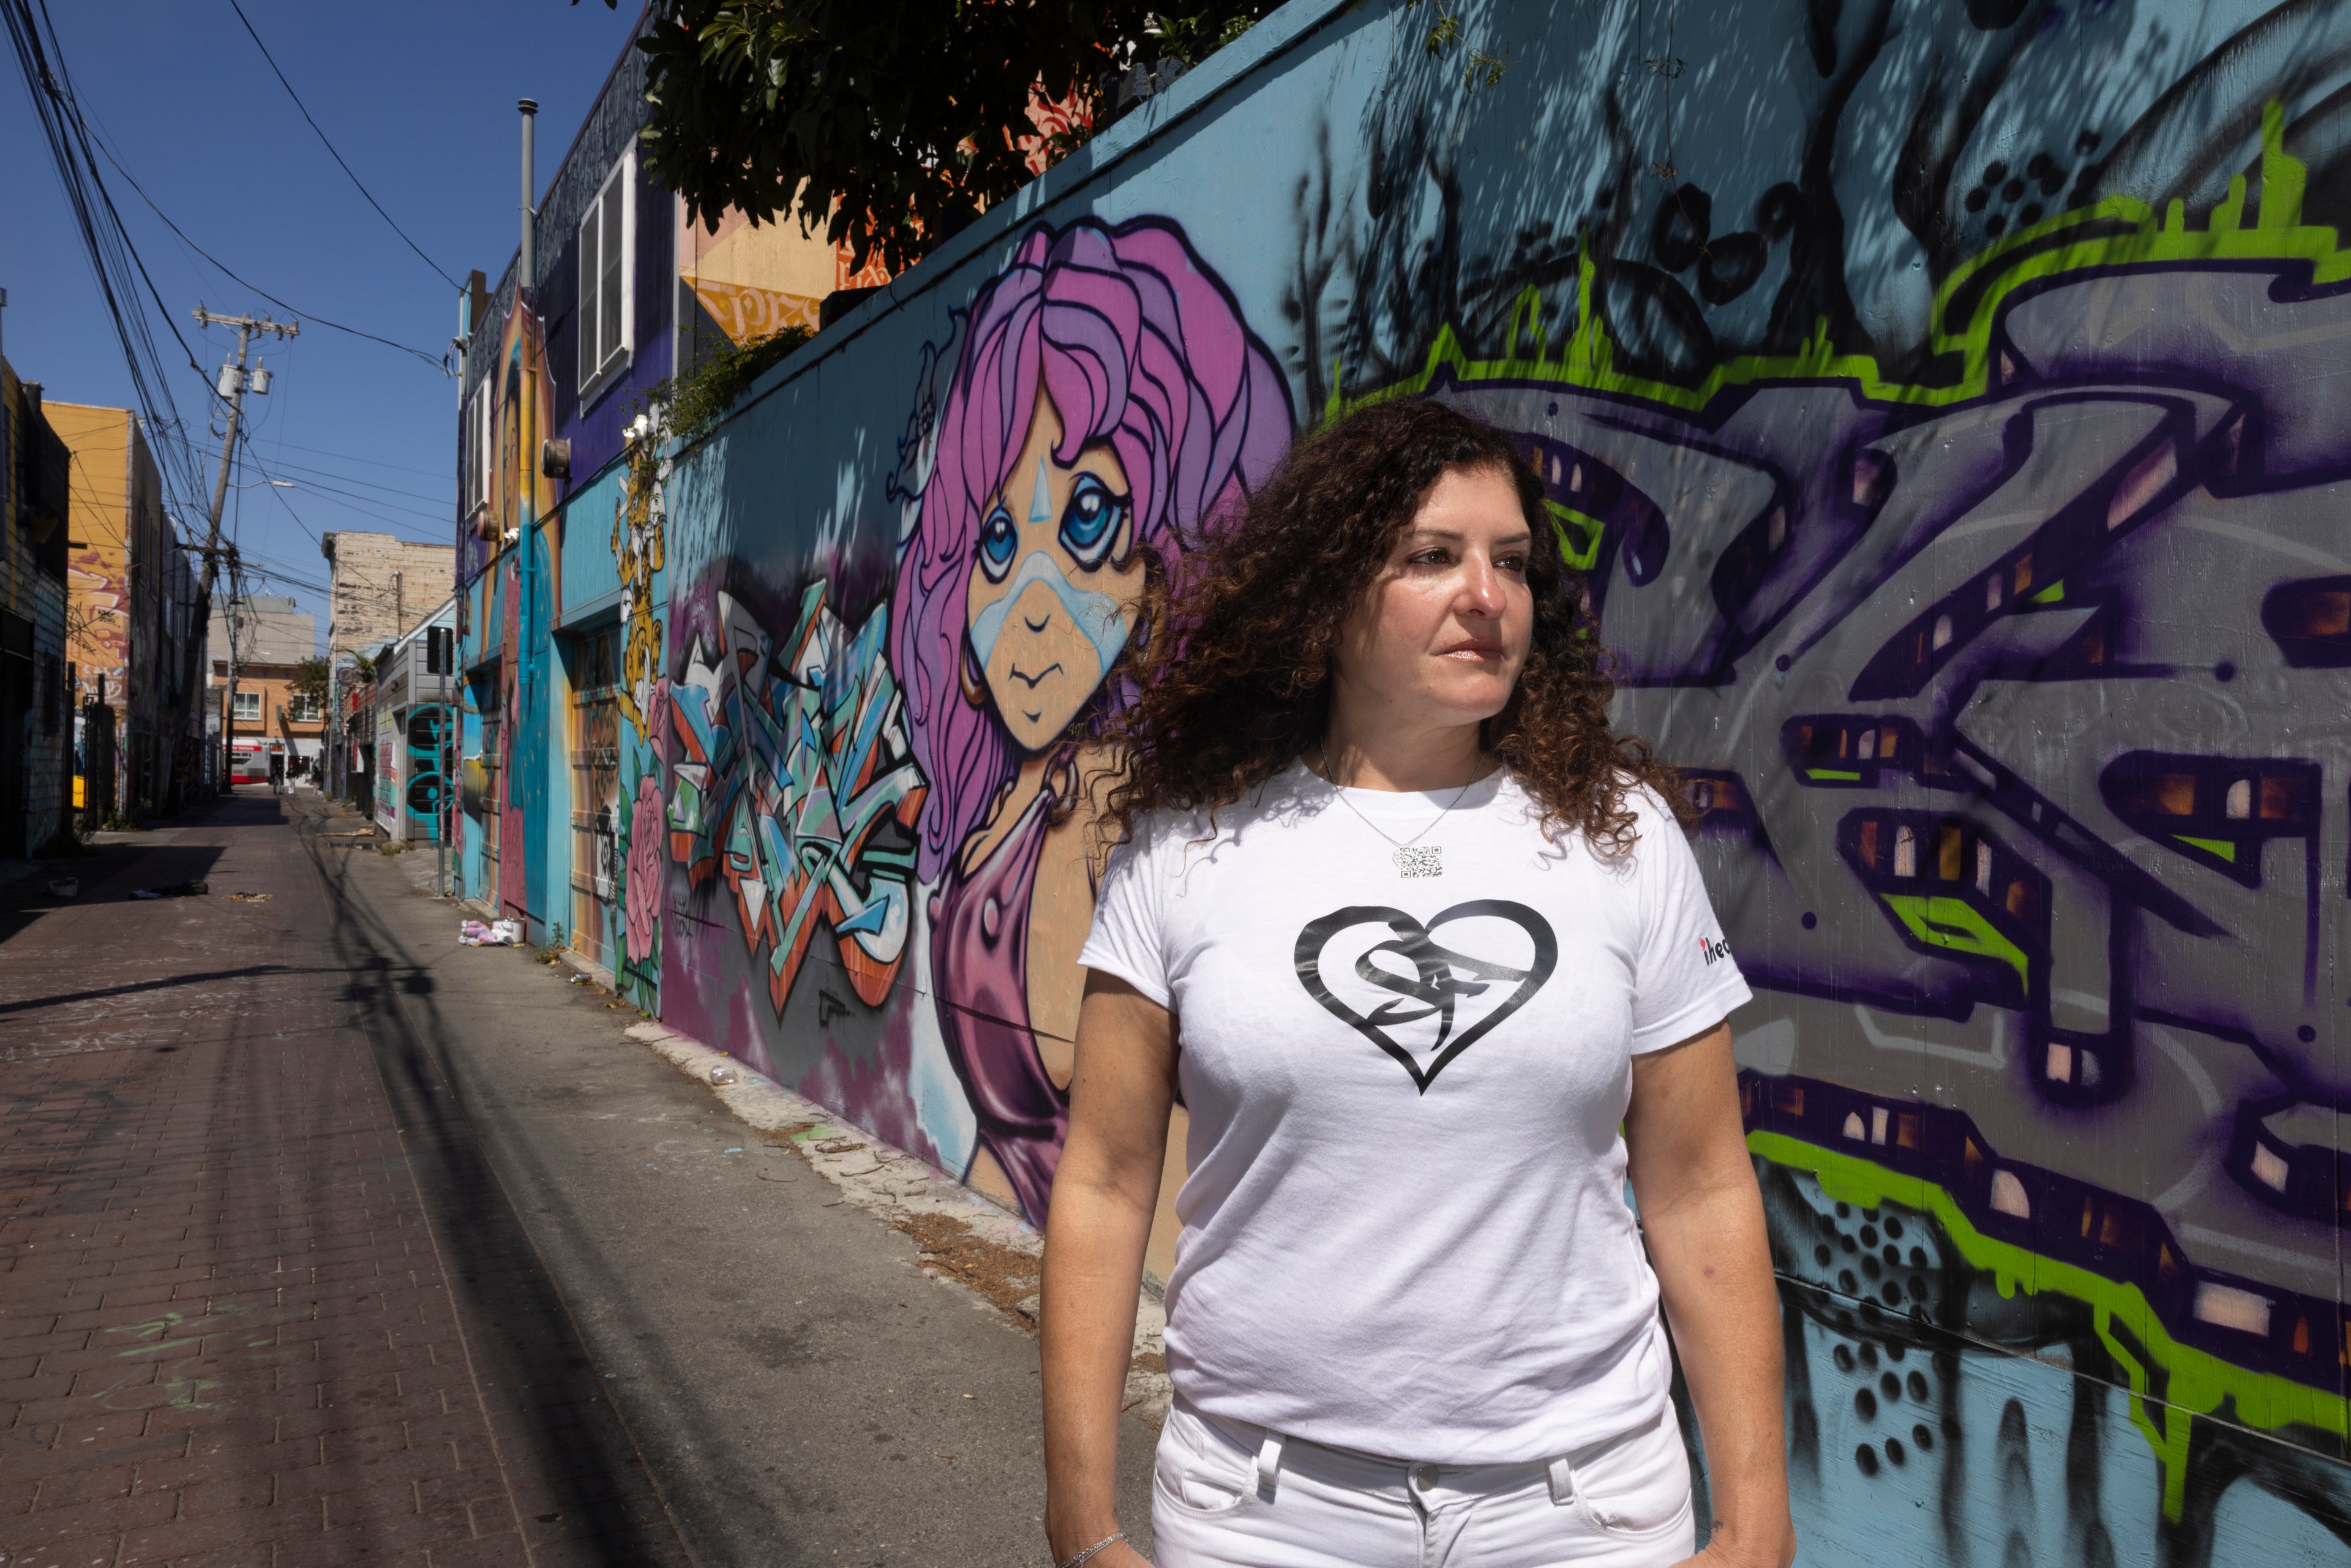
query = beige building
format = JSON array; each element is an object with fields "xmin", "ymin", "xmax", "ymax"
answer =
[{"xmin": 320, "ymin": 531, "xmax": 454, "ymax": 662}]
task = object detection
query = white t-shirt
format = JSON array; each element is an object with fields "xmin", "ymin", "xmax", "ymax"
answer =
[{"xmin": 1078, "ymin": 763, "xmax": 1751, "ymax": 1463}]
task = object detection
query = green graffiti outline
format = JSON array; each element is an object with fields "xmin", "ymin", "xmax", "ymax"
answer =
[
  {"xmin": 1879, "ymin": 893, "xmax": 2031, "ymax": 987},
  {"xmin": 1753, "ymin": 1130, "xmax": 2348, "ymax": 1522},
  {"xmin": 1329, "ymin": 102, "xmax": 2341, "ymax": 425}
]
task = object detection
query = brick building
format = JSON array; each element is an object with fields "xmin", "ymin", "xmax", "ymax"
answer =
[{"xmin": 320, "ymin": 530, "xmax": 453, "ymax": 663}]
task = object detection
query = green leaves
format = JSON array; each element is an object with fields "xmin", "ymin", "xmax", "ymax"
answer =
[
  {"xmin": 289, "ymin": 656, "xmax": 332, "ymax": 706},
  {"xmin": 583, "ymin": 1, "xmax": 1272, "ymax": 276},
  {"xmin": 637, "ymin": 323, "xmax": 816, "ymax": 452}
]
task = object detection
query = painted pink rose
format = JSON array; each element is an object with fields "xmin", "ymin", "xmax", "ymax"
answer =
[
  {"xmin": 647, "ymin": 675, "xmax": 672, "ymax": 764},
  {"xmin": 626, "ymin": 775, "xmax": 663, "ymax": 964}
]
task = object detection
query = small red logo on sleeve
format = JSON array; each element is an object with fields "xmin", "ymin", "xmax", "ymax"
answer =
[{"xmin": 1698, "ymin": 934, "xmax": 1732, "ymax": 966}]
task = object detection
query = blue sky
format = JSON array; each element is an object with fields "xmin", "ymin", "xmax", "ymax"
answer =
[{"xmin": 2, "ymin": 1, "xmax": 645, "ymax": 649}]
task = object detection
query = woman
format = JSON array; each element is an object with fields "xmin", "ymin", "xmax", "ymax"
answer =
[
  {"xmin": 1041, "ymin": 400, "xmax": 1793, "ymax": 1568},
  {"xmin": 891, "ymin": 218, "xmax": 1290, "ymax": 1223}
]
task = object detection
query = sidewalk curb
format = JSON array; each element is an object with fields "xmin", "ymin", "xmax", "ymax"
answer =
[{"xmin": 618, "ymin": 1019, "xmax": 1174, "ymax": 1425}]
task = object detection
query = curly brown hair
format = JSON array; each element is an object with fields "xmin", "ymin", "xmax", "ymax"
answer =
[{"xmin": 1090, "ymin": 397, "xmax": 1691, "ymax": 853}]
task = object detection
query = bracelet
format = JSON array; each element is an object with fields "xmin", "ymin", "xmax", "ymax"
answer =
[{"xmin": 1056, "ymin": 1531, "xmax": 1127, "ymax": 1568}]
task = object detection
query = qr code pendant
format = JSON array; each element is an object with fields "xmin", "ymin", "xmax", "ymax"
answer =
[{"xmin": 1393, "ymin": 845, "xmax": 1444, "ymax": 879}]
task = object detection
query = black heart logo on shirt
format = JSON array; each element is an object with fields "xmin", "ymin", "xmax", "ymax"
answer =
[{"xmin": 1293, "ymin": 900, "xmax": 1558, "ymax": 1092}]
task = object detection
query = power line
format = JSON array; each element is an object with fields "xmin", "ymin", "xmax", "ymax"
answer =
[
  {"xmin": 257, "ymin": 438, "xmax": 453, "ymax": 481},
  {"xmin": 253, "ymin": 454, "xmax": 452, "ymax": 510},
  {"xmin": 246, "ymin": 451, "xmax": 450, "ymax": 536},
  {"xmin": 237, "ymin": 559, "xmax": 333, "ymax": 596},
  {"xmin": 7, "ymin": 0, "xmax": 214, "ymax": 516},
  {"xmin": 82, "ymin": 126, "xmax": 445, "ymax": 370},
  {"xmin": 226, "ymin": 0, "xmax": 458, "ymax": 291}
]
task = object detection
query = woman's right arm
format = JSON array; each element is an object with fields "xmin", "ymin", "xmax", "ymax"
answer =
[{"xmin": 1042, "ymin": 970, "xmax": 1179, "ymax": 1567}]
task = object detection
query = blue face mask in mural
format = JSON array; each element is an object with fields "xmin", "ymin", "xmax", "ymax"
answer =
[{"xmin": 966, "ymin": 547, "xmax": 1131, "ymax": 686}]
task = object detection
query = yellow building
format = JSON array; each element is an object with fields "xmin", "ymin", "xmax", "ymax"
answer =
[{"xmin": 50, "ymin": 402, "xmax": 200, "ymax": 815}]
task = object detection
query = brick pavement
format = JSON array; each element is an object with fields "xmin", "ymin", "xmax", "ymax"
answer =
[{"xmin": 0, "ymin": 793, "xmax": 688, "ymax": 1568}]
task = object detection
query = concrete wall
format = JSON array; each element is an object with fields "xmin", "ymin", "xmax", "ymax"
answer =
[
  {"xmin": 206, "ymin": 595, "xmax": 315, "ymax": 670},
  {"xmin": 457, "ymin": 1, "xmax": 2351, "ymax": 1559}
]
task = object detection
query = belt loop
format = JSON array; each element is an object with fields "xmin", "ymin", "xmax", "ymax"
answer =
[
  {"xmin": 1545, "ymin": 1454, "xmax": 1573, "ymax": 1507},
  {"xmin": 1256, "ymin": 1431, "xmax": 1287, "ymax": 1497}
]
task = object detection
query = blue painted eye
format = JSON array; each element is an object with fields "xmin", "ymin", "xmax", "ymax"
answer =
[
  {"xmin": 1060, "ymin": 473, "xmax": 1127, "ymax": 567},
  {"xmin": 978, "ymin": 506, "xmax": 1017, "ymax": 581}
]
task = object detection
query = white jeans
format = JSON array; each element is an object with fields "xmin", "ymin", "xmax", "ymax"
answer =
[{"xmin": 1150, "ymin": 1397, "xmax": 1696, "ymax": 1568}]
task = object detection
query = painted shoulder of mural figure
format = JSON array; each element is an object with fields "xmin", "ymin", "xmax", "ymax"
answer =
[{"xmin": 890, "ymin": 217, "xmax": 1293, "ymax": 1223}]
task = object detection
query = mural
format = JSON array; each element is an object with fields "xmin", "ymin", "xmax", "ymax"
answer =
[
  {"xmin": 373, "ymin": 707, "xmax": 399, "ymax": 830},
  {"xmin": 885, "ymin": 218, "xmax": 1291, "ymax": 1218},
  {"xmin": 462, "ymin": 0, "xmax": 2351, "ymax": 1559},
  {"xmin": 405, "ymin": 705, "xmax": 446, "ymax": 835},
  {"xmin": 615, "ymin": 445, "xmax": 667, "ymax": 733},
  {"xmin": 489, "ymin": 300, "xmax": 555, "ymax": 923},
  {"xmin": 664, "ymin": 579, "xmax": 926, "ymax": 1019}
]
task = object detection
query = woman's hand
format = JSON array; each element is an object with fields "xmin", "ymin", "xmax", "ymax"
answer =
[{"xmin": 1041, "ymin": 973, "xmax": 1179, "ymax": 1568}]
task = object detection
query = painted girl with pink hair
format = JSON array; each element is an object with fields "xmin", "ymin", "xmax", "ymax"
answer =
[{"xmin": 891, "ymin": 218, "xmax": 1291, "ymax": 1223}]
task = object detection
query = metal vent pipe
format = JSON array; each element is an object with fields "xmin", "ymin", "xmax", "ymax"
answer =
[{"xmin": 518, "ymin": 98, "xmax": 538, "ymax": 293}]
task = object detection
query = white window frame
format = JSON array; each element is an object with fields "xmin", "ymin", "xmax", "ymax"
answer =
[
  {"xmin": 464, "ymin": 386, "xmax": 492, "ymax": 519},
  {"xmin": 577, "ymin": 145, "xmax": 636, "ymax": 403},
  {"xmin": 286, "ymin": 695, "xmax": 321, "ymax": 723},
  {"xmin": 231, "ymin": 691, "xmax": 263, "ymax": 722}
]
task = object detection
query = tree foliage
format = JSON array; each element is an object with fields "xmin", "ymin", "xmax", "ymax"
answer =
[
  {"xmin": 636, "ymin": 324, "xmax": 815, "ymax": 451},
  {"xmin": 585, "ymin": 2, "xmax": 1274, "ymax": 276},
  {"xmin": 289, "ymin": 656, "xmax": 332, "ymax": 707}
]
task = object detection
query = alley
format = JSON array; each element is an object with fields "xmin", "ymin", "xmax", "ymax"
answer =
[{"xmin": 0, "ymin": 792, "xmax": 1155, "ymax": 1567}]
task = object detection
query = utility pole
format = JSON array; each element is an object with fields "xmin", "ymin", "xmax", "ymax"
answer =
[
  {"xmin": 185, "ymin": 307, "xmax": 297, "ymax": 794},
  {"xmin": 223, "ymin": 560, "xmax": 239, "ymax": 786}
]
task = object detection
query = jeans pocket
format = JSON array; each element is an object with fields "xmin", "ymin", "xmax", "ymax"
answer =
[
  {"xmin": 1154, "ymin": 1405, "xmax": 1256, "ymax": 1515},
  {"xmin": 1569, "ymin": 1414, "xmax": 1692, "ymax": 1537}
]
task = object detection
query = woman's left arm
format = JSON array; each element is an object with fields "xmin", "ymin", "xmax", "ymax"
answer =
[{"xmin": 1625, "ymin": 1022, "xmax": 1796, "ymax": 1568}]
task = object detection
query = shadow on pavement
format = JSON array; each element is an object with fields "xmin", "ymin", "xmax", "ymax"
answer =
[{"xmin": 292, "ymin": 799, "xmax": 690, "ymax": 1566}]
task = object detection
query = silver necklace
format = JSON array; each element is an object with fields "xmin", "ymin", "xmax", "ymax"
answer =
[{"xmin": 1311, "ymin": 748, "xmax": 1483, "ymax": 879}]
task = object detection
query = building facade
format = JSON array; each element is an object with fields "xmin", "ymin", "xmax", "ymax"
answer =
[
  {"xmin": 50, "ymin": 401, "xmax": 199, "ymax": 820},
  {"xmin": 206, "ymin": 592, "xmax": 318, "ymax": 785},
  {"xmin": 319, "ymin": 530, "xmax": 454, "ymax": 664},
  {"xmin": 449, "ymin": 28, "xmax": 862, "ymax": 973},
  {"xmin": 1, "ymin": 360, "xmax": 71, "ymax": 857},
  {"xmin": 217, "ymin": 664, "xmax": 324, "ymax": 786},
  {"xmin": 453, "ymin": 3, "xmax": 2351, "ymax": 1559}
]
